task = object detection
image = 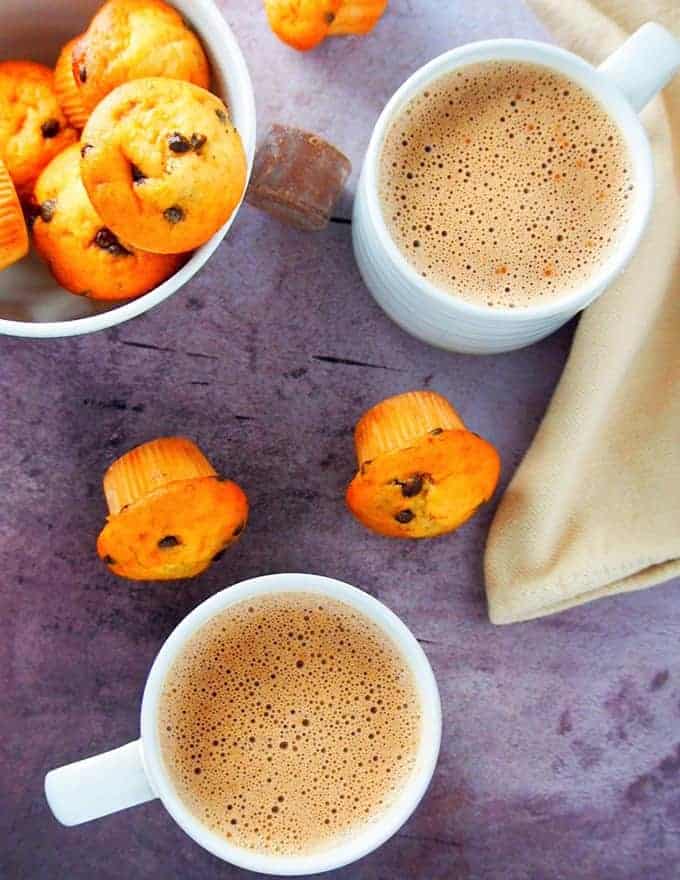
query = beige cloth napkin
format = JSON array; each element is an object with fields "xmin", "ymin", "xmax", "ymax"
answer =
[{"xmin": 484, "ymin": 0, "xmax": 680, "ymax": 624}]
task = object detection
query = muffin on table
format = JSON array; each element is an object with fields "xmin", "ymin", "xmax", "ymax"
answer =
[
  {"xmin": 97, "ymin": 437, "xmax": 249, "ymax": 581},
  {"xmin": 54, "ymin": 37, "xmax": 89, "ymax": 131},
  {"xmin": 32, "ymin": 145, "xmax": 184, "ymax": 301},
  {"xmin": 80, "ymin": 77, "xmax": 247, "ymax": 253},
  {"xmin": 346, "ymin": 390, "xmax": 501, "ymax": 539},
  {"xmin": 0, "ymin": 61, "xmax": 77, "ymax": 197},
  {"xmin": 0, "ymin": 159, "xmax": 29, "ymax": 271},
  {"xmin": 72, "ymin": 0, "xmax": 210, "ymax": 112}
]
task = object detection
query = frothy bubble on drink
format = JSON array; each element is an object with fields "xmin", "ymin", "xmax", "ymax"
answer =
[
  {"xmin": 158, "ymin": 594, "xmax": 421, "ymax": 856},
  {"xmin": 379, "ymin": 61, "xmax": 634, "ymax": 308}
]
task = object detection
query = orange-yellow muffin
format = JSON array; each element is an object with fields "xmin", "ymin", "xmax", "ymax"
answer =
[
  {"xmin": 0, "ymin": 159, "xmax": 29, "ymax": 270},
  {"xmin": 264, "ymin": 0, "xmax": 343, "ymax": 51},
  {"xmin": 73, "ymin": 0, "xmax": 210, "ymax": 112},
  {"xmin": 0, "ymin": 61, "xmax": 77, "ymax": 197},
  {"xmin": 346, "ymin": 390, "xmax": 500, "ymax": 539},
  {"xmin": 32, "ymin": 145, "xmax": 184, "ymax": 301},
  {"xmin": 265, "ymin": 0, "xmax": 387, "ymax": 50},
  {"xmin": 54, "ymin": 37, "xmax": 89, "ymax": 130},
  {"xmin": 327, "ymin": 0, "xmax": 389, "ymax": 36},
  {"xmin": 97, "ymin": 437, "xmax": 249, "ymax": 581},
  {"xmin": 80, "ymin": 77, "xmax": 247, "ymax": 253}
]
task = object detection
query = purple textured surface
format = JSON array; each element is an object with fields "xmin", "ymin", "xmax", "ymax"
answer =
[{"xmin": 2, "ymin": 2, "xmax": 679, "ymax": 879}]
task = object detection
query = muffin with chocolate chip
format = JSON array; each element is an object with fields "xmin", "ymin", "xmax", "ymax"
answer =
[
  {"xmin": 32, "ymin": 145, "xmax": 184, "ymax": 300},
  {"xmin": 97, "ymin": 437, "xmax": 249, "ymax": 581},
  {"xmin": 72, "ymin": 0, "xmax": 210, "ymax": 113},
  {"xmin": 0, "ymin": 61, "xmax": 77, "ymax": 197},
  {"xmin": 80, "ymin": 77, "xmax": 247, "ymax": 253},
  {"xmin": 346, "ymin": 390, "xmax": 501, "ymax": 539},
  {"xmin": 0, "ymin": 159, "xmax": 29, "ymax": 271},
  {"xmin": 54, "ymin": 37, "xmax": 89, "ymax": 130}
]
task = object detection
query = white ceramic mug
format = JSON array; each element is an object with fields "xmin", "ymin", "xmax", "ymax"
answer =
[
  {"xmin": 0, "ymin": 0, "xmax": 255, "ymax": 338},
  {"xmin": 353, "ymin": 23, "xmax": 680, "ymax": 355},
  {"xmin": 45, "ymin": 573, "xmax": 442, "ymax": 876}
]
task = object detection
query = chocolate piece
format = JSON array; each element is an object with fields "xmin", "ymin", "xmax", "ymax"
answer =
[
  {"xmin": 395, "ymin": 510, "xmax": 414, "ymax": 524},
  {"xmin": 41, "ymin": 118, "xmax": 60, "ymax": 139},
  {"xmin": 158, "ymin": 535, "xmax": 181, "ymax": 548},
  {"xmin": 102, "ymin": 554, "xmax": 115, "ymax": 565},
  {"xmin": 81, "ymin": 144, "xmax": 93, "ymax": 158},
  {"xmin": 78, "ymin": 64, "xmax": 87, "ymax": 82},
  {"xmin": 168, "ymin": 132, "xmax": 192, "ymax": 154},
  {"xmin": 130, "ymin": 163, "xmax": 146, "ymax": 183},
  {"xmin": 429, "ymin": 427, "xmax": 443, "ymax": 435},
  {"xmin": 400, "ymin": 475, "xmax": 424, "ymax": 497},
  {"xmin": 164, "ymin": 205, "xmax": 184, "ymax": 224},
  {"xmin": 246, "ymin": 124, "xmax": 351, "ymax": 232},
  {"xmin": 190, "ymin": 133, "xmax": 207, "ymax": 152},
  {"xmin": 215, "ymin": 108, "xmax": 228, "ymax": 124},
  {"xmin": 93, "ymin": 228, "xmax": 131, "ymax": 256},
  {"xmin": 39, "ymin": 200, "xmax": 56, "ymax": 223}
]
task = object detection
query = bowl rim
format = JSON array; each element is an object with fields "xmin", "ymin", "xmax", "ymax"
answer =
[{"xmin": 0, "ymin": 0, "xmax": 256, "ymax": 339}]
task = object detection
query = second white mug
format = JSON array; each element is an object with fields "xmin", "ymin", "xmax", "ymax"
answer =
[
  {"xmin": 353, "ymin": 23, "xmax": 680, "ymax": 354},
  {"xmin": 44, "ymin": 573, "xmax": 442, "ymax": 876}
]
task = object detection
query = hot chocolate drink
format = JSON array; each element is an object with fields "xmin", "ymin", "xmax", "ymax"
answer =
[
  {"xmin": 379, "ymin": 60, "xmax": 634, "ymax": 307},
  {"xmin": 158, "ymin": 593, "xmax": 421, "ymax": 856}
]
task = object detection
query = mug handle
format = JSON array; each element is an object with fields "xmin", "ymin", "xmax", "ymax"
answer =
[
  {"xmin": 598, "ymin": 22, "xmax": 680, "ymax": 112},
  {"xmin": 45, "ymin": 740, "xmax": 156, "ymax": 826}
]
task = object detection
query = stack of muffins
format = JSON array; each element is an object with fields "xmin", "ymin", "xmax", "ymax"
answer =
[{"xmin": 0, "ymin": 0, "xmax": 247, "ymax": 301}]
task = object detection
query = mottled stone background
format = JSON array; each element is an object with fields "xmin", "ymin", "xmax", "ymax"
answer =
[{"xmin": 1, "ymin": 2, "xmax": 679, "ymax": 878}]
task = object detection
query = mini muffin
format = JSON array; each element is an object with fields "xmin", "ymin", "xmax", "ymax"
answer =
[
  {"xmin": 0, "ymin": 160, "xmax": 29, "ymax": 270},
  {"xmin": 32, "ymin": 145, "xmax": 184, "ymax": 301},
  {"xmin": 80, "ymin": 77, "xmax": 247, "ymax": 253},
  {"xmin": 97, "ymin": 437, "xmax": 248, "ymax": 581},
  {"xmin": 326, "ymin": 0, "xmax": 389, "ymax": 36},
  {"xmin": 346, "ymin": 390, "xmax": 500, "ymax": 539},
  {"xmin": 0, "ymin": 61, "xmax": 77, "ymax": 197},
  {"xmin": 265, "ymin": 0, "xmax": 387, "ymax": 50},
  {"xmin": 264, "ymin": 0, "xmax": 343, "ymax": 51},
  {"xmin": 54, "ymin": 37, "xmax": 89, "ymax": 130},
  {"xmin": 73, "ymin": 0, "xmax": 210, "ymax": 112}
]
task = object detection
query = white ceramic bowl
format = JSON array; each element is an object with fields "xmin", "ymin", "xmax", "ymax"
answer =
[{"xmin": 0, "ymin": 0, "xmax": 255, "ymax": 338}]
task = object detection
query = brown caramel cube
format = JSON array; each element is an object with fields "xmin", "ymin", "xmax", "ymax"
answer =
[{"xmin": 246, "ymin": 124, "xmax": 351, "ymax": 231}]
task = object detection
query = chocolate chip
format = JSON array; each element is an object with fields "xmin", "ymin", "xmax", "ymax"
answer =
[
  {"xmin": 78, "ymin": 64, "xmax": 87, "ymax": 82},
  {"xmin": 102, "ymin": 554, "xmax": 115, "ymax": 565},
  {"xmin": 39, "ymin": 199, "xmax": 56, "ymax": 223},
  {"xmin": 212, "ymin": 549, "xmax": 226, "ymax": 563},
  {"xmin": 168, "ymin": 132, "xmax": 192, "ymax": 153},
  {"xmin": 41, "ymin": 118, "xmax": 60, "ymax": 139},
  {"xmin": 324, "ymin": 11, "xmax": 336, "ymax": 23},
  {"xmin": 130, "ymin": 163, "xmax": 146, "ymax": 183},
  {"xmin": 80, "ymin": 143, "xmax": 93, "ymax": 158},
  {"xmin": 233, "ymin": 521, "xmax": 246, "ymax": 537},
  {"xmin": 395, "ymin": 509, "xmax": 414, "ymax": 524},
  {"xmin": 23, "ymin": 203, "xmax": 41, "ymax": 229},
  {"xmin": 163, "ymin": 205, "xmax": 184, "ymax": 224},
  {"xmin": 158, "ymin": 535, "xmax": 181, "ymax": 548},
  {"xmin": 400, "ymin": 474, "xmax": 424, "ymax": 498},
  {"xmin": 190, "ymin": 133, "xmax": 207, "ymax": 152},
  {"xmin": 429, "ymin": 427, "xmax": 443, "ymax": 435},
  {"xmin": 215, "ymin": 108, "xmax": 228, "ymax": 124},
  {"xmin": 93, "ymin": 227, "xmax": 131, "ymax": 256}
]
